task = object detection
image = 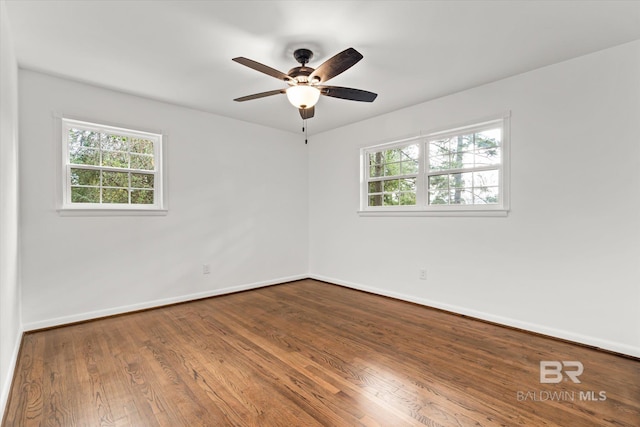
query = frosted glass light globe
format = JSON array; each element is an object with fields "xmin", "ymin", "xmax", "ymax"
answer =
[{"xmin": 286, "ymin": 85, "xmax": 320, "ymax": 109}]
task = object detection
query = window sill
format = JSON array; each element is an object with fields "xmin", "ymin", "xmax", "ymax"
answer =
[
  {"xmin": 357, "ymin": 208, "xmax": 509, "ymax": 217},
  {"xmin": 58, "ymin": 207, "xmax": 168, "ymax": 217}
]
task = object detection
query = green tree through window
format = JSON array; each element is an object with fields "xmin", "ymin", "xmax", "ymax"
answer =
[
  {"xmin": 427, "ymin": 128, "xmax": 501, "ymax": 205},
  {"xmin": 367, "ymin": 144, "xmax": 419, "ymax": 206},
  {"xmin": 62, "ymin": 119, "xmax": 162, "ymax": 210},
  {"xmin": 362, "ymin": 115, "xmax": 509, "ymax": 214}
]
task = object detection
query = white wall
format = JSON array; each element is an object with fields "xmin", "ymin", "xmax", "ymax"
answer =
[
  {"xmin": 0, "ymin": 0, "xmax": 22, "ymax": 415},
  {"xmin": 309, "ymin": 40, "xmax": 640, "ymax": 357},
  {"xmin": 19, "ymin": 70, "xmax": 309, "ymax": 329}
]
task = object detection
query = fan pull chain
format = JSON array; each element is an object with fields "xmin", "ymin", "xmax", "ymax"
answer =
[{"xmin": 303, "ymin": 119, "xmax": 308, "ymax": 144}]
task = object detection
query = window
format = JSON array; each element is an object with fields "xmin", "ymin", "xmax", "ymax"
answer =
[
  {"xmin": 61, "ymin": 118, "xmax": 165, "ymax": 212},
  {"xmin": 360, "ymin": 114, "xmax": 509, "ymax": 216}
]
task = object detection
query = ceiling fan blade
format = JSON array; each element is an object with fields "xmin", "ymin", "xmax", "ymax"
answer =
[
  {"xmin": 299, "ymin": 106, "xmax": 315, "ymax": 120},
  {"xmin": 234, "ymin": 89, "xmax": 285, "ymax": 102},
  {"xmin": 232, "ymin": 57, "xmax": 294, "ymax": 83},
  {"xmin": 318, "ymin": 86, "xmax": 378, "ymax": 102},
  {"xmin": 308, "ymin": 48, "xmax": 363, "ymax": 83}
]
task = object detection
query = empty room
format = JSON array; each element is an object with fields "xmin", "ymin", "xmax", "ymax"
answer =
[{"xmin": 1, "ymin": 1, "xmax": 639, "ymax": 426}]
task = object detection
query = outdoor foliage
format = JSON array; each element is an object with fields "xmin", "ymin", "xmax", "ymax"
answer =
[
  {"xmin": 68, "ymin": 128, "xmax": 155, "ymax": 204},
  {"xmin": 367, "ymin": 128, "xmax": 501, "ymax": 207},
  {"xmin": 427, "ymin": 128, "xmax": 501, "ymax": 205},
  {"xmin": 368, "ymin": 144, "xmax": 419, "ymax": 206}
]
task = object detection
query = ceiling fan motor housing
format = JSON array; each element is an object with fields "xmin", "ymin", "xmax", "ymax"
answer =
[{"xmin": 288, "ymin": 67, "xmax": 313, "ymax": 82}]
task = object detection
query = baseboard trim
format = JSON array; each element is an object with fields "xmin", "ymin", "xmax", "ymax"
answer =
[
  {"xmin": 309, "ymin": 274, "xmax": 640, "ymax": 359},
  {"xmin": 0, "ymin": 328, "xmax": 23, "ymax": 424},
  {"xmin": 18, "ymin": 273, "xmax": 640, "ymax": 359},
  {"xmin": 22, "ymin": 274, "xmax": 308, "ymax": 332}
]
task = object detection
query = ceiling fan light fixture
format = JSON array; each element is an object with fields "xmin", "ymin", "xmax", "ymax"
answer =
[{"xmin": 286, "ymin": 85, "xmax": 320, "ymax": 109}]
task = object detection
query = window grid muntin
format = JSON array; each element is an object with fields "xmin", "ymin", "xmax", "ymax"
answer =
[{"xmin": 63, "ymin": 119, "xmax": 161, "ymax": 209}]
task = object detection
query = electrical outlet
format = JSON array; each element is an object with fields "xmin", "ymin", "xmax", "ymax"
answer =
[
  {"xmin": 419, "ymin": 269, "xmax": 427, "ymax": 280},
  {"xmin": 203, "ymin": 264, "xmax": 211, "ymax": 275}
]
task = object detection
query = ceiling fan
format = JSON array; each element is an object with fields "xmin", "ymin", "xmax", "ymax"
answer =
[{"xmin": 232, "ymin": 47, "xmax": 377, "ymax": 120}]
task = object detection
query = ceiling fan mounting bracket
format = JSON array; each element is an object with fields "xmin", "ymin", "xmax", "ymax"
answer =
[{"xmin": 293, "ymin": 48, "xmax": 314, "ymax": 65}]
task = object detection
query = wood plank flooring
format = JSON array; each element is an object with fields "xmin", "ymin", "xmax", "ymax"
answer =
[{"xmin": 3, "ymin": 279, "xmax": 639, "ymax": 426}]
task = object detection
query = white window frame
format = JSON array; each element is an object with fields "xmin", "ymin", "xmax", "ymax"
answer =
[
  {"xmin": 59, "ymin": 117, "xmax": 167, "ymax": 215},
  {"xmin": 359, "ymin": 113, "xmax": 510, "ymax": 217}
]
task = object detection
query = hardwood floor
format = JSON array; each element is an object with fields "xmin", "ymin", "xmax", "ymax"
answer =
[{"xmin": 3, "ymin": 279, "xmax": 639, "ymax": 426}]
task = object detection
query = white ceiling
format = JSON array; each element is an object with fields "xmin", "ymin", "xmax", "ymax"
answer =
[{"xmin": 5, "ymin": 0, "xmax": 640, "ymax": 135}]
